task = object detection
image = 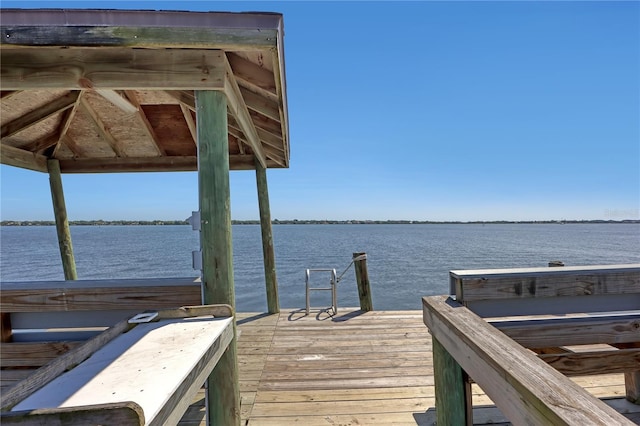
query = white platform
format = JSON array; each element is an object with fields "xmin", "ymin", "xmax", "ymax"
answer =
[{"xmin": 13, "ymin": 316, "xmax": 233, "ymax": 425}]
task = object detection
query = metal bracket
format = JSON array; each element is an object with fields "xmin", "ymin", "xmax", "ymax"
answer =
[{"xmin": 128, "ymin": 312, "xmax": 159, "ymax": 324}]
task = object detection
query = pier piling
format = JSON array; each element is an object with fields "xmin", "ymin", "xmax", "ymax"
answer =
[{"xmin": 353, "ymin": 252, "xmax": 373, "ymax": 311}]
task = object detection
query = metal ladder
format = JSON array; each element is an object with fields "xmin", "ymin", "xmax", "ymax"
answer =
[{"xmin": 305, "ymin": 268, "xmax": 337, "ymax": 315}]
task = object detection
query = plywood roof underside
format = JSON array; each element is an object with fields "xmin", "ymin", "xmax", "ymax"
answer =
[{"xmin": 0, "ymin": 9, "xmax": 290, "ymax": 173}]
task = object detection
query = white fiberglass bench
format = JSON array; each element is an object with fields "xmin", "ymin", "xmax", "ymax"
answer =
[{"xmin": 1, "ymin": 305, "xmax": 233, "ymax": 426}]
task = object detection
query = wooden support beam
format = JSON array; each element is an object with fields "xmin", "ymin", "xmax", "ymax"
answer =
[
  {"xmin": 223, "ymin": 57, "xmax": 267, "ymax": 168},
  {"xmin": 626, "ymin": 372, "xmax": 640, "ymax": 404},
  {"xmin": 95, "ymin": 89, "xmax": 138, "ymax": 114},
  {"xmin": 52, "ymin": 91, "xmax": 83, "ymax": 157},
  {"xmin": 255, "ymin": 158, "xmax": 279, "ymax": 314},
  {"xmin": 423, "ymin": 295, "xmax": 634, "ymax": 425},
  {"xmin": 1, "ymin": 48, "xmax": 226, "ymax": 90},
  {"xmin": 0, "ymin": 144, "xmax": 48, "ymax": 172},
  {"xmin": 271, "ymin": 26, "xmax": 290, "ymax": 167},
  {"xmin": 432, "ymin": 336, "xmax": 471, "ymax": 426},
  {"xmin": 195, "ymin": 90, "xmax": 240, "ymax": 426},
  {"xmin": 78, "ymin": 97, "xmax": 126, "ymax": 157},
  {"xmin": 614, "ymin": 343, "xmax": 640, "ymax": 405},
  {"xmin": 180, "ymin": 104, "xmax": 197, "ymax": 147},
  {"xmin": 21, "ymin": 133, "xmax": 59, "ymax": 153},
  {"xmin": 47, "ymin": 159, "xmax": 77, "ymax": 280},
  {"xmin": 60, "ymin": 135, "xmax": 89, "ymax": 158},
  {"xmin": 353, "ymin": 252, "xmax": 373, "ymax": 311},
  {"xmin": 123, "ymin": 90, "xmax": 165, "ymax": 156},
  {"xmin": 55, "ymin": 155, "xmax": 279, "ymax": 173},
  {"xmin": 1, "ymin": 91, "xmax": 79, "ymax": 138}
]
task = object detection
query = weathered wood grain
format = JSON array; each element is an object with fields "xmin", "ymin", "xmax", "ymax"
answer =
[
  {"xmin": 432, "ymin": 336, "xmax": 470, "ymax": 425},
  {"xmin": 1, "ymin": 48, "xmax": 227, "ymax": 90},
  {"xmin": 196, "ymin": 89, "xmax": 241, "ymax": 426},
  {"xmin": 492, "ymin": 312, "xmax": 640, "ymax": 347},
  {"xmin": 540, "ymin": 348, "xmax": 640, "ymax": 376},
  {"xmin": 223, "ymin": 59, "xmax": 266, "ymax": 168},
  {"xmin": 423, "ymin": 295, "xmax": 634, "ymax": 425},
  {"xmin": 1, "ymin": 277, "xmax": 201, "ymax": 312},
  {"xmin": 452, "ymin": 264, "xmax": 640, "ymax": 302},
  {"xmin": 1, "ymin": 91, "xmax": 79, "ymax": 138},
  {"xmin": 47, "ymin": 159, "xmax": 78, "ymax": 280},
  {"xmin": 0, "ymin": 144, "xmax": 48, "ymax": 172},
  {"xmin": 1, "ymin": 342, "xmax": 80, "ymax": 367},
  {"xmin": 0, "ymin": 318, "xmax": 132, "ymax": 410},
  {"xmin": 255, "ymin": 158, "xmax": 279, "ymax": 313}
]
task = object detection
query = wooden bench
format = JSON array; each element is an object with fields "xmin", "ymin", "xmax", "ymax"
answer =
[
  {"xmin": 423, "ymin": 264, "xmax": 640, "ymax": 425},
  {"xmin": 0, "ymin": 278, "xmax": 207, "ymax": 424}
]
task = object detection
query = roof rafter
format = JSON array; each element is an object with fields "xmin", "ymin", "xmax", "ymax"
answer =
[
  {"xmin": 96, "ymin": 89, "xmax": 138, "ymax": 114},
  {"xmin": 227, "ymin": 53, "xmax": 278, "ymax": 102},
  {"xmin": 180, "ymin": 104, "xmax": 197, "ymax": 147},
  {"xmin": 124, "ymin": 90, "xmax": 165, "ymax": 156},
  {"xmin": 223, "ymin": 56, "xmax": 267, "ymax": 168},
  {"xmin": 78, "ymin": 97, "xmax": 126, "ymax": 157},
  {"xmin": 238, "ymin": 86, "xmax": 279, "ymax": 121},
  {"xmin": 52, "ymin": 92, "xmax": 83, "ymax": 157},
  {"xmin": 1, "ymin": 90, "xmax": 79, "ymax": 139},
  {"xmin": 61, "ymin": 134, "xmax": 90, "ymax": 158}
]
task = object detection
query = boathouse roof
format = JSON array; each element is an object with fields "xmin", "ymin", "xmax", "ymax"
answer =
[{"xmin": 0, "ymin": 9, "xmax": 290, "ymax": 172}]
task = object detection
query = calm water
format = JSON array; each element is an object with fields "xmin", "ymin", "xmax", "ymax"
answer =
[{"xmin": 1, "ymin": 224, "xmax": 639, "ymax": 311}]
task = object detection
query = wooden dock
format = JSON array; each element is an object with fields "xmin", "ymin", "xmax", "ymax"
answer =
[{"xmin": 179, "ymin": 309, "xmax": 640, "ymax": 425}]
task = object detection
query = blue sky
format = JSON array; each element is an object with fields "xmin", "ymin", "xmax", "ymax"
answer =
[{"xmin": 1, "ymin": 1, "xmax": 639, "ymax": 221}]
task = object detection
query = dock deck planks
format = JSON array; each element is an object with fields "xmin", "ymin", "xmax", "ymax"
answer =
[{"xmin": 177, "ymin": 309, "xmax": 638, "ymax": 425}]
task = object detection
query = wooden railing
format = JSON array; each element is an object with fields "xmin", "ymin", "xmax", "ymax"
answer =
[
  {"xmin": 423, "ymin": 264, "xmax": 640, "ymax": 425},
  {"xmin": 0, "ymin": 277, "xmax": 201, "ymax": 392}
]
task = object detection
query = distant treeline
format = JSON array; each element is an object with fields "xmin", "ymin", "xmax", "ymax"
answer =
[{"xmin": 2, "ymin": 219, "xmax": 638, "ymax": 226}]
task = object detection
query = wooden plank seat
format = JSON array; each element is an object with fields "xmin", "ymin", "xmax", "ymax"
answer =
[
  {"xmin": 423, "ymin": 264, "xmax": 640, "ymax": 425},
  {"xmin": 1, "ymin": 305, "xmax": 233, "ymax": 425}
]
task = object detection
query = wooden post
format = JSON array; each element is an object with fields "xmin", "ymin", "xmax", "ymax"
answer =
[
  {"xmin": 47, "ymin": 159, "xmax": 77, "ymax": 280},
  {"xmin": 255, "ymin": 158, "xmax": 279, "ymax": 313},
  {"xmin": 353, "ymin": 252, "xmax": 373, "ymax": 311},
  {"xmin": 625, "ymin": 372, "xmax": 640, "ymax": 404},
  {"xmin": 615, "ymin": 343, "xmax": 640, "ymax": 404},
  {"xmin": 196, "ymin": 90, "xmax": 240, "ymax": 426},
  {"xmin": 432, "ymin": 336, "xmax": 472, "ymax": 425}
]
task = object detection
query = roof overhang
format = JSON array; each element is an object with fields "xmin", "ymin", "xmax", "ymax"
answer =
[{"xmin": 0, "ymin": 9, "xmax": 290, "ymax": 172}]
